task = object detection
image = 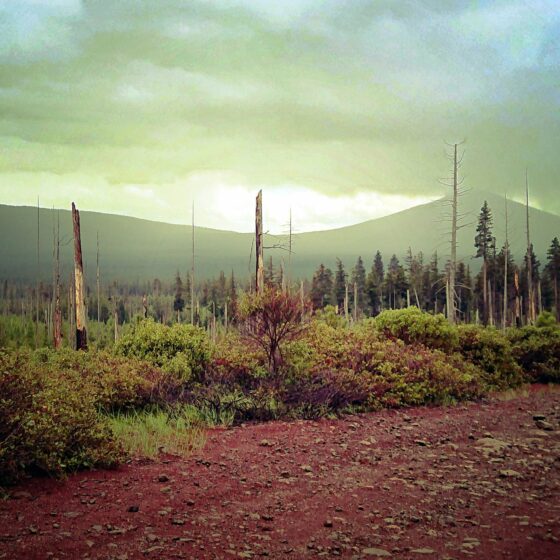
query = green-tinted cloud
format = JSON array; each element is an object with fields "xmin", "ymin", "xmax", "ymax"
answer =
[{"xmin": 0, "ymin": 0, "xmax": 558, "ymax": 224}]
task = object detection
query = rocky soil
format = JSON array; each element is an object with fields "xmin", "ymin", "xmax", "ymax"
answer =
[{"xmin": 1, "ymin": 386, "xmax": 559, "ymax": 560}]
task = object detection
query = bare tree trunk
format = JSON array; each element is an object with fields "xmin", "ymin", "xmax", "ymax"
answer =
[
  {"xmin": 97, "ymin": 231, "xmax": 101, "ymax": 323},
  {"xmin": 36, "ymin": 197, "xmax": 40, "ymax": 348},
  {"xmin": 53, "ymin": 212, "xmax": 62, "ymax": 348},
  {"xmin": 255, "ymin": 190, "xmax": 264, "ymax": 294},
  {"xmin": 514, "ymin": 270, "xmax": 521, "ymax": 327},
  {"xmin": 344, "ymin": 281, "xmax": 349, "ymax": 321},
  {"xmin": 224, "ymin": 300, "xmax": 228, "ymax": 331},
  {"xmin": 503, "ymin": 195, "xmax": 509, "ymax": 332},
  {"xmin": 526, "ymin": 170, "xmax": 535, "ymax": 323},
  {"xmin": 142, "ymin": 294, "xmax": 148, "ymax": 318},
  {"xmin": 353, "ymin": 282, "xmax": 358, "ymax": 322},
  {"xmin": 191, "ymin": 201, "xmax": 195, "ymax": 325},
  {"xmin": 72, "ymin": 202, "xmax": 87, "ymax": 350},
  {"xmin": 288, "ymin": 208, "xmax": 292, "ymax": 294},
  {"xmin": 482, "ymin": 258, "xmax": 488, "ymax": 325},
  {"xmin": 447, "ymin": 143, "xmax": 458, "ymax": 324}
]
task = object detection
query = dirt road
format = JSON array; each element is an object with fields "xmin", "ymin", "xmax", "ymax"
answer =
[{"xmin": 1, "ymin": 386, "xmax": 559, "ymax": 559}]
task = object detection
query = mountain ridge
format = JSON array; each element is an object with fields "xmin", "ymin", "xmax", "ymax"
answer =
[{"xmin": 1, "ymin": 189, "xmax": 558, "ymax": 283}]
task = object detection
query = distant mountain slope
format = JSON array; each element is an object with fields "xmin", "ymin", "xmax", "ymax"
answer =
[{"xmin": 1, "ymin": 189, "xmax": 558, "ymax": 284}]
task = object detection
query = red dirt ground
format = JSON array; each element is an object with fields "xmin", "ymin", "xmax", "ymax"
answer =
[{"xmin": 1, "ymin": 386, "xmax": 559, "ymax": 560}]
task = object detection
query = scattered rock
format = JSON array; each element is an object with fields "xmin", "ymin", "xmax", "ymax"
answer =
[
  {"xmin": 158, "ymin": 474, "xmax": 169, "ymax": 483},
  {"xmin": 410, "ymin": 549, "xmax": 435, "ymax": 554},
  {"xmin": 127, "ymin": 505, "xmax": 139, "ymax": 512},
  {"xmin": 10, "ymin": 491, "xmax": 32, "ymax": 500},
  {"xmin": 535, "ymin": 420, "xmax": 553, "ymax": 431},
  {"xmin": 362, "ymin": 548, "xmax": 391, "ymax": 557},
  {"xmin": 499, "ymin": 469, "xmax": 521, "ymax": 478}
]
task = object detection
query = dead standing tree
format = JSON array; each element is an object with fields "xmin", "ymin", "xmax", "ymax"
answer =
[
  {"xmin": 72, "ymin": 202, "xmax": 87, "ymax": 350},
  {"xmin": 255, "ymin": 190, "xmax": 265, "ymax": 294},
  {"xmin": 439, "ymin": 141, "xmax": 468, "ymax": 324}
]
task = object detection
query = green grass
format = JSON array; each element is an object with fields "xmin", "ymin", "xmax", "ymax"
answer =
[{"xmin": 108, "ymin": 407, "xmax": 206, "ymax": 459}]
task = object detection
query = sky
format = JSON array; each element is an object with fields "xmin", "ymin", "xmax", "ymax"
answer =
[{"xmin": 0, "ymin": 0, "xmax": 558, "ymax": 232}]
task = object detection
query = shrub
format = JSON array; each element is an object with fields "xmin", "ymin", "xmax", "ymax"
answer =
[
  {"xmin": 115, "ymin": 319, "xmax": 210, "ymax": 383},
  {"xmin": 536, "ymin": 311, "xmax": 558, "ymax": 328},
  {"xmin": 30, "ymin": 347, "xmax": 180, "ymax": 411},
  {"xmin": 370, "ymin": 307, "xmax": 459, "ymax": 352},
  {"xmin": 0, "ymin": 350, "xmax": 123, "ymax": 485},
  {"xmin": 238, "ymin": 287, "xmax": 311, "ymax": 375},
  {"xmin": 457, "ymin": 325, "xmax": 525, "ymax": 389},
  {"xmin": 508, "ymin": 325, "xmax": 560, "ymax": 382}
]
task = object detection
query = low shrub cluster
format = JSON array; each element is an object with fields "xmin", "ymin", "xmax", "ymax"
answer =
[
  {"xmin": 508, "ymin": 325, "xmax": 560, "ymax": 382},
  {"xmin": 115, "ymin": 319, "xmax": 210, "ymax": 383},
  {"xmin": 0, "ymin": 350, "xmax": 123, "ymax": 485}
]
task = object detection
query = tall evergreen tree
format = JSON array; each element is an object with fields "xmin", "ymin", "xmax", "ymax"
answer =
[
  {"xmin": 545, "ymin": 237, "xmax": 560, "ymax": 321},
  {"xmin": 366, "ymin": 251, "xmax": 384, "ymax": 316},
  {"xmin": 521, "ymin": 244, "xmax": 540, "ymax": 319},
  {"xmin": 384, "ymin": 255, "xmax": 407, "ymax": 309},
  {"xmin": 474, "ymin": 201, "xmax": 494, "ymax": 324},
  {"xmin": 351, "ymin": 256, "xmax": 367, "ymax": 315},
  {"xmin": 333, "ymin": 259, "xmax": 347, "ymax": 310},
  {"xmin": 311, "ymin": 264, "xmax": 334, "ymax": 309},
  {"xmin": 173, "ymin": 271, "xmax": 185, "ymax": 320}
]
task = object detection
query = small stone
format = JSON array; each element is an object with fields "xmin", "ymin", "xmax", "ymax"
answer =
[
  {"xmin": 535, "ymin": 420, "xmax": 553, "ymax": 431},
  {"xmin": 414, "ymin": 440, "xmax": 428, "ymax": 447},
  {"xmin": 11, "ymin": 491, "xmax": 32, "ymax": 500},
  {"xmin": 259, "ymin": 439, "xmax": 273, "ymax": 447},
  {"xmin": 128, "ymin": 505, "xmax": 139, "ymax": 512},
  {"xmin": 362, "ymin": 548, "xmax": 391, "ymax": 557},
  {"xmin": 301, "ymin": 465, "xmax": 313, "ymax": 472},
  {"xmin": 411, "ymin": 549, "xmax": 435, "ymax": 554},
  {"xmin": 324, "ymin": 519, "xmax": 333, "ymax": 528},
  {"xmin": 158, "ymin": 474, "xmax": 169, "ymax": 483},
  {"xmin": 499, "ymin": 469, "xmax": 521, "ymax": 478},
  {"xmin": 171, "ymin": 518, "xmax": 185, "ymax": 526},
  {"xmin": 532, "ymin": 414, "xmax": 546, "ymax": 421},
  {"xmin": 146, "ymin": 533, "xmax": 158, "ymax": 542}
]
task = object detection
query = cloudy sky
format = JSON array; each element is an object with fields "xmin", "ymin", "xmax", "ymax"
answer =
[{"xmin": 0, "ymin": 0, "xmax": 558, "ymax": 232}]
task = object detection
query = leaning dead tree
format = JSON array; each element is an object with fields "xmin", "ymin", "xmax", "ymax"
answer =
[
  {"xmin": 255, "ymin": 190, "xmax": 264, "ymax": 294},
  {"xmin": 72, "ymin": 202, "xmax": 88, "ymax": 350}
]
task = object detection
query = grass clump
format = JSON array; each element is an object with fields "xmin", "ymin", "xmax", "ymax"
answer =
[{"xmin": 108, "ymin": 407, "xmax": 206, "ymax": 459}]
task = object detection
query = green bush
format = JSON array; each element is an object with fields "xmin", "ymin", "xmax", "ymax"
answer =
[
  {"xmin": 508, "ymin": 325, "xmax": 560, "ymax": 382},
  {"xmin": 30, "ymin": 347, "xmax": 179, "ymax": 411},
  {"xmin": 370, "ymin": 307, "xmax": 459, "ymax": 352},
  {"xmin": 0, "ymin": 350, "xmax": 123, "ymax": 485},
  {"xmin": 115, "ymin": 319, "xmax": 210, "ymax": 383},
  {"xmin": 457, "ymin": 325, "xmax": 525, "ymax": 389}
]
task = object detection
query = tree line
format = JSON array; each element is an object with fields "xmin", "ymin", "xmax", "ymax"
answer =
[{"xmin": 309, "ymin": 201, "xmax": 560, "ymax": 326}]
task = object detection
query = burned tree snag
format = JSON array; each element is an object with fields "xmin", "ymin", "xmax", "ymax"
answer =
[
  {"xmin": 72, "ymin": 202, "xmax": 87, "ymax": 350},
  {"xmin": 53, "ymin": 211, "xmax": 62, "ymax": 349},
  {"xmin": 255, "ymin": 190, "xmax": 264, "ymax": 294}
]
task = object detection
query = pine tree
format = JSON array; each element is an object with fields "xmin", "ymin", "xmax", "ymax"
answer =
[
  {"xmin": 333, "ymin": 259, "xmax": 347, "ymax": 310},
  {"xmin": 521, "ymin": 244, "xmax": 540, "ymax": 320},
  {"xmin": 384, "ymin": 255, "xmax": 407, "ymax": 309},
  {"xmin": 311, "ymin": 264, "xmax": 334, "ymax": 309},
  {"xmin": 474, "ymin": 201, "xmax": 494, "ymax": 325},
  {"xmin": 545, "ymin": 237, "xmax": 560, "ymax": 321},
  {"xmin": 351, "ymin": 256, "xmax": 367, "ymax": 315},
  {"xmin": 173, "ymin": 271, "xmax": 185, "ymax": 320},
  {"xmin": 366, "ymin": 251, "xmax": 384, "ymax": 316}
]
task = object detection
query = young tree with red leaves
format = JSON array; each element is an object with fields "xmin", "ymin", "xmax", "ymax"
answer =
[{"xmin": 239, "ymin": 286, "xmax": 311, "ymax": 376}]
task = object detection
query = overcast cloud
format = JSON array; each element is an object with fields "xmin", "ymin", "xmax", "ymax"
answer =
[{"xmin": 0, "ymin": 0, "xmax": 558, "ymax": 231}]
